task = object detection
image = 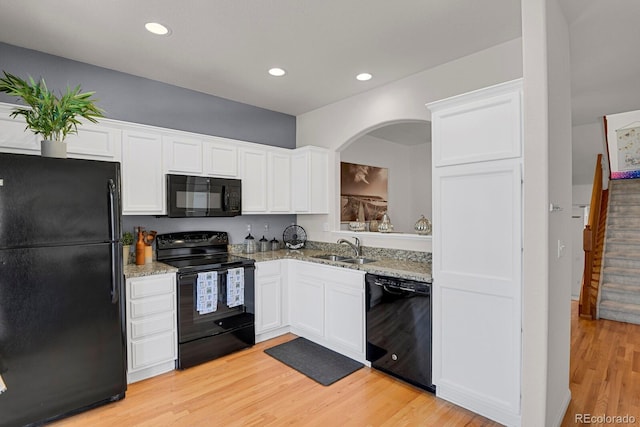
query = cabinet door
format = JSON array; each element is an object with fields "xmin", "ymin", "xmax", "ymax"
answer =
[
  {"xmin": 203, "ymin": 137, "xmax": 238, "ymax": 177},
  {"xmin": 325, "ymin": 282, "xmax": 364, "ymax": 355},
  {"xmin": 431, "ymin": 81, "xmax": 522, "ymax": 167},
  {"xmin": 291, "ymin": 150, "xmax": 310, "ymax": 212},
  {"xmin": 0, "ymin": 103, "xmax": 39, "ymax": 154},
  {"xmin": 269, "ymin": 151, "xmax": 291, "ymax": 212},
  {"xmin": 163, "ymin": 135, "xmax": 203, "ymax": 174},
  {"xmin": 240, "ymin": 147, "xmax": 268, "ymax": 212},
  {"xmin": 256, "ymin": 274, "xmax": 283, "ymax": 333},
  {"xmin": 291, "ymin": 147, "xmax": 329, "ymax": 214},
  {"xmin": 290, "ymin": 273, "xmax": 324, "ymax": 338},
  {"xmin": 122, "ymin": 130, "xmax": 165, "ymax": 214},
  {"xmin": 66, "ymin": 122, "xmax": 122, "ymax": 161}
]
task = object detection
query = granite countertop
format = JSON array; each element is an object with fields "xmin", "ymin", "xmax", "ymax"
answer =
[
  {"xmin": 123, "ymin": 249, "xmax": 432, "ymax": 283},
  {"xmin": 241, "ymin": 249, "xmax": 432, "ymax": 282},
  {"xmin": 124, "ymin": 261, "xmax": 178, "ymax": 278}
]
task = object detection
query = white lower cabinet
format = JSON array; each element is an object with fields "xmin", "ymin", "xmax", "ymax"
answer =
[
  {"xmin": 290, "ymin": 271, "xmax": 325, "ymax": 337},
  {"xmin": 324, "ymin": 278, "xmax": 365, "ymax": 356},
  {"xmin": 126, "ymin": 273, "xmax": 177, "ymax": 383},
  {"xmin": 255, "ymin": 260, "xmax": 288, "ymax": 342},
  {"xmin": 289, "ymin": 261, "xmax": 366, "ymax": 362}
]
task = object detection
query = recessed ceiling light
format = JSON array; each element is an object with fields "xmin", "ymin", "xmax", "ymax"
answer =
[
  {"xmin": 145, "ymin": 22, "xmax": 170, "ymax": 36},
  {"xmin": 268, "ymin": 67, "xmax": 286, "ymax": 77},
  {"xmin": 356, "ymin": 73, "xmax": 373, "ymax": 81}
]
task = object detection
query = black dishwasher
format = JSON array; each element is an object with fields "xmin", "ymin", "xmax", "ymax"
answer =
[{"xmin": 365, "ymin": 273, "xmax": 435, "ymax": 392}]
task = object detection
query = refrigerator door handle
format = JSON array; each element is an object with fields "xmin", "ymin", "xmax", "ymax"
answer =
[{"xmin": 108, "ymin": 179, "xmax": 121, "ymax": 304}]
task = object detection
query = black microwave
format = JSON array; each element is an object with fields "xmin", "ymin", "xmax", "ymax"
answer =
[{"xmin": 167, "ymin": 174, "xmax": 242, "ymax": 217}]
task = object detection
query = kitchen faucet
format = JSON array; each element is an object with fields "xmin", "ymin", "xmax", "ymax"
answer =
[{"xmin": 337, "ymin": 237, "xmax": 361, "ymax": 257}]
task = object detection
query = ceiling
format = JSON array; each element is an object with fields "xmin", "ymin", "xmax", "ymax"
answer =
[
  {"xmin": 0, "ymin": 0, "xmax": 521, "ymax": 116},
  {"xmin": 0, "ymin": 1, "xmax": 638, "ymax": 180}
]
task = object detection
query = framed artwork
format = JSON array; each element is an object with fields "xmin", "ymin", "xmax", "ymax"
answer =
[
  {"xmin": 340, "ymin": 161, "xmax": 388, "ymax": 222},
  {"xmin": 605, "ymin": 109, "xmax": 640, "ymax": 179}
]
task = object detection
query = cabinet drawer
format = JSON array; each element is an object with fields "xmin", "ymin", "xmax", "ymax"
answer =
[
  {"xmin": 130, "ymin": 312, "xmax": 175, "ymax": 340},
  {"xmin": 257, "ymin": 260, "xmax": 281, "ymax": 277},
  {"xmin": 129, "ymin": 275, "xmax": 175, "ymax": 299},
  {"xmin": 130, "ymin": 293, "xmax": 175, "ymax": 319},
  {"xmin": 129, "ymin": 331, "xmax": 177, "ymax": 371}
]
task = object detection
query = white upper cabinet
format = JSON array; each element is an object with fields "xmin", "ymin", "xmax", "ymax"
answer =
[
  {"xmin": 291, "ymin": 146, "xmax": 329, "ymax": 214},
  {"xmin": 0, "ymin": 103, "xmax": 41, "ymax": 153},
  {"xmin": 162, "ymin": 134, "xmax": 203, "ymax": 174},
  {"xmin": 0, "ymin": 102, "xmax": 122, "ymax": 161},
  {"xmin": 240, "ymin": 146, "xmax": 269, "ymax": 213},
  {"xmin": 268, "ymin": 149, "xmax": 292, "ymax": 212},
  {"xmin": 203, "ymin": 137, "xmax": 239, "ymax": 177},
  {"xmin": 122, "ymin": 129, "xmax": 165, "ymax": 215},
  {"xmin": 66, "ymin": 121, "xmax": 121, "ymax": 161},
  {"xmin": 431, "ymin": 83, "xmax": 522, "ymax": 167},
  {"xmin": 0, "ymin": 101, "xmax": 326, "ymax": 217},
  {"xmin": 240, "ymin": 145, "xmax": 294, "ymax": 214}
]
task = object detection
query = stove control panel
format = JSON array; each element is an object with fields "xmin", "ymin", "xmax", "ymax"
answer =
[{"xmin": 156, "ymin": 231, "xmax": 229, "ymax": 249}]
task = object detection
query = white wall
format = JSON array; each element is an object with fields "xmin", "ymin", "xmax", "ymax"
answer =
[
  {"xmin": 410, "ymin": 143, "xmax": 433, "ymax": 223},
  {"xmin": 296, "ymin": 38, "xmax": 523, "ymax": 251},
  {"xmin": 339, "ymin": 134, "xmax": 431, "ymax": 233},
  {"xmin": 572, "ymin": 122, "xmax": 608, "ymax": 186},
  {"xmin": 521, "ymin": 0, "xmax": 550, "ymax": 424},
  {"xmin": 572, "ymin": 184, "xmax": 593, "ymax": 206},
  {"xmin": 545, "ymin": 0, "xmax": 573, "ymax": 424}
]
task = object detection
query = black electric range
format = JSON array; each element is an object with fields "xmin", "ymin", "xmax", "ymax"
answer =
[{"xmin": 156, "ymin": 231, "xmax": 255, "ymax": 369}]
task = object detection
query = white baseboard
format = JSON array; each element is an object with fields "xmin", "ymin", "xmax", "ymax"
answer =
[
  {"xmin": 436, "ymin": 384, "xmax": 521, "ymax": 426},
  {"xmin": 550, "ymin": 389, "xmax": 572, "ymax": 427}
]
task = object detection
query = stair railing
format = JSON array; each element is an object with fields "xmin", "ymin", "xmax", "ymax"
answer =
[{"xmin": 580, "ymin": 154, "xmax": 604, "ymax": 319}]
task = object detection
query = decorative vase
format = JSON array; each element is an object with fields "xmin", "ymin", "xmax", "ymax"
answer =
[
  {"xmin": 378, "ymin": 212, "xmax": 393, "ymax": 233},
  {"xmin": 41, "ymin": 140, "xmax": 67, "ymax": 158},
  {"xmin": 414, "ymin": 215, "xmax": 432, "ymax": 235}
]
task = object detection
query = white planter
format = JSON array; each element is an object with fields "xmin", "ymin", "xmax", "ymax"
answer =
[
  {"xmin": 41, "ymin": 140, "xmax": 67, "ymax": 158},
  {"xmin": 123, "ymin": 245, "xmax": 132, "ymax": 265}
]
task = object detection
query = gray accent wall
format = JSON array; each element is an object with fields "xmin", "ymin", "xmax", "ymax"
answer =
[{"xmin": 0, "ymin": 43, "xmax": 295, "ymax": 148}]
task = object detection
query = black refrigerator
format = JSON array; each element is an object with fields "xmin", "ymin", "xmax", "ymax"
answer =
[{"xmin": 0, "ymin": 153, "xmax": 127, "ymax": 426}]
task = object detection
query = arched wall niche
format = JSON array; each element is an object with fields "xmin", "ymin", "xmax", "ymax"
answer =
[{"xmin": 336, "ymin": 119, "xmax": 432, "ymax": 234}]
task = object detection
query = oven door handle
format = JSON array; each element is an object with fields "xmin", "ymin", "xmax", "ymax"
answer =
[{"xmin": 179, "ymin": 272, "xmax": 199, "ymax": 282}]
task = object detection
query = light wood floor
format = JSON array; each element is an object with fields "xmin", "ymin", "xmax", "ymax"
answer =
[
  {"xmin": 561, "ymin": 301, "xmax": 640, "ymax": 426},
  {"xmin": 52, "ymin": 333, "xmax": 498, "ymax": 427},
  {"xmin": 52, "ymin": 300, "xmax": 640, "ymax": 426}
]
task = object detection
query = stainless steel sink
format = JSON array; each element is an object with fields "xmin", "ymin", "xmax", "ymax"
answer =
[
  {"xmin": 312, "ymin": 254, "xmax": 352, "ymax": 262},
  {"xmin": 342, "ymin": 257, "xmax": 377, "ymax": 264}
]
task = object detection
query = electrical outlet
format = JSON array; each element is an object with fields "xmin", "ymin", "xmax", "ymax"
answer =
[{"xmin": 322, "ymin": 222, "xmax": 329, "ymax": 232}]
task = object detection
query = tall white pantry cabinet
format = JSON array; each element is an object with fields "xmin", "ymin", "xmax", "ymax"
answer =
[{"xmin": 427, "ymin": 79, "xmax": 523, "ymax": 427}]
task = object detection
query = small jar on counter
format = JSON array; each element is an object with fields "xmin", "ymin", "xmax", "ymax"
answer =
[
  {"xmin": 259, "ymin": 236, "xmax": 269, "ymax": 252},
  {"xmin": 270, "ymin": 238, "xmax": 280, "ymax": 251}
]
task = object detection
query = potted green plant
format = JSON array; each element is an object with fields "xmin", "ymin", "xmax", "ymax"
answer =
[
  {"xmin": 0, "ymin": 71, "xmax": 104, "ymax": 158},
  {"xmin": 122, "ymin": 231, "xmax": 134, "ymax": 265}
]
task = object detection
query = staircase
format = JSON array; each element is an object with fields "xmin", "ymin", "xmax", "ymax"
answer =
[{"xmin": 599, "ymin": 178, "xmax": 640, "ymax": 324}]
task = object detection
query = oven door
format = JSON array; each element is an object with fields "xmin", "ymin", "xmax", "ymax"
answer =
[{"xmin": 177, "ymin": 265, "xmax": 255, "ymax": 344}]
